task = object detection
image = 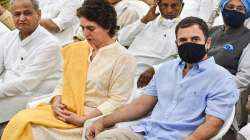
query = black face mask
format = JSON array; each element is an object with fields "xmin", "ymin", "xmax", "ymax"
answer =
[
  {"xmin": 178, "ymin": 42, "xmax": 206, "ymax": 64},
  {"xmin": 222, "ymin": 9, "xmax": 246, "ymax": 28}
]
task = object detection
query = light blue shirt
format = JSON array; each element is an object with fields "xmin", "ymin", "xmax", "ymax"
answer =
[{"xmin": 131, "ymin": 57, "xmax": 239, "ymax": 140}]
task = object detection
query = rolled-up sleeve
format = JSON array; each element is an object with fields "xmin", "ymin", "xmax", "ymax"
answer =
[
  {"xmin": 118, "ymin": 20, "xmax": 146, "ymax": 46},
  {"xmin": 51, "ymin": 0, "xmax": 80, "ymax": 31},
  {"xmin": 206, "ymin": 77, "xmax": 239, "ymax": 121},
  {"xmin": 97, "ymin": 54, "xmax": 136, "ymax": 115}
]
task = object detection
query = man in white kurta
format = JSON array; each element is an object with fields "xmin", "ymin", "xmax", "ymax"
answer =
[
  {"xmin": 118, "ymin": 0, "xmax": 183, "ymax": 76},
  {"xmin": 0, "ymin": 25, "xmax": 62, "ymax": 123},
  {"xmin": 39, "ymin": 0, "xmax": 81, "ymax": 46}
]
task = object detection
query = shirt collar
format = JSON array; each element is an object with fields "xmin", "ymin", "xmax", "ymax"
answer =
[
  {"xmin": 178, "ymin": 57, "xmax": 216, "ymax": 72},
  {"xmin": 19, "ymin": 25, "xmax": 42, "ymax": 47}
]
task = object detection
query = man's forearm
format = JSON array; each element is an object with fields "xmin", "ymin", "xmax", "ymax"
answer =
[
  {"xmin": 40, "ymin": 19, "xmax": 60, "ymax": 33},
  {"xmin": 186, "ymin": 115, "xmax": 224, "ymax": 140},
  {"xmin": 103, "ymin": 95, "xmax": 157, "ymax": 128}
]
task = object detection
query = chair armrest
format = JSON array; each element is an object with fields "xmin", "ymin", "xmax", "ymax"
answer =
[
  {"xmin": 26, "ymin": 94, "xmax": 54, "ymax": 108},
  {"xmin": 211, "ymin": 106, "xmax": 236, "ymax": 140}
]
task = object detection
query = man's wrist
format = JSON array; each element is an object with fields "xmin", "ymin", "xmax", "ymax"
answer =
[{"xmin": 102, "ymin": 116, "xmax": 115, "ymax": 128}]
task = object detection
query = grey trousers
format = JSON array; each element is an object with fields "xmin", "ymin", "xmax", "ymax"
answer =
[{"xmin": 95, "ymin": 128, "xmax": 144, "ymax": 140}]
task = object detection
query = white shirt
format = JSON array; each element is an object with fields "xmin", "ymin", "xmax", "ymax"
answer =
[
  {"xmin": 181, "ymin": 0, "xmax": 217, "ymax": 22},
  {"xmin": 118, "ymin": 16, "xmax": 179, "ymax": 76},
  {"xmin": 115, "ymin": 0, "xmax": 149, "ymax": 29},
  {"xmin": 0, "ymin": 22, "xmax": 9, "ymax": 36},
  {"xmin": 0, "ymin": 25, "xmax": 62, "ymax": 122},
  {"xmin": 39, "ymin": 0, "xmax": 81, "ymax": 46}
]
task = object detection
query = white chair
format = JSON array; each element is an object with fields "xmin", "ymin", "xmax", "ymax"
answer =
[
  {"xmin": 26, "ymin": 93, "xmax": 54, "ymax": 108},
  {"xmin": 211, "ymin": 106, "xmax": 236, "ymax": 140}
]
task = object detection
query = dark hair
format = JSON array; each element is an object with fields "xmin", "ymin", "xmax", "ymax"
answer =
[
  {"xmin": 158, "ymin": 0, "xmax": 183, "ymax": 4},
  {"xmin": 77, "ymin": 0, "xmax": 117, "ymax": 37},
  {"xmin": 175, "ymin": 17, "xmax": 209, "ymax": 39}
]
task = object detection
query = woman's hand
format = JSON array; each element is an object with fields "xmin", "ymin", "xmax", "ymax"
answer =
[
  {"xmin": 59, "ymin": 109, "xmax": 86, "ymax": 127},
  {"xmin": 51, "ymin": 96, "xmax": 67, "ymax": 121}
]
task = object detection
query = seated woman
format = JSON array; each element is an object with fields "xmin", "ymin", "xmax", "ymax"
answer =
[{"xmin": 1, "ymin": 0, "xmax": 136, "ymax": 140}]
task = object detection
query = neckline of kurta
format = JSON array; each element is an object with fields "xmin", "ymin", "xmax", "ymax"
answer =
[
  {"xmin": 18, "ymin": 25, "xmax": 42, "ymax": 47},
  {"xmin": 88, "ymin": 41, "xmax": 118, "ymax": 64}
]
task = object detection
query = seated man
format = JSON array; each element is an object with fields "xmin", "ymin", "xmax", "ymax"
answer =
[
  {"xmin": 39, "ymin": 0, "xmax": 81, "ymax": 45},
  {"xmin": 0, "ymin": 0, "xmax": 61, "ymax": 126},
  {"xmin": 118, "ymin": 0, "xmax": 183, "ymax": 77},
  {"xmin": 86, "ymin": 17, "xmax": 239, "ymax": 140},
  {"xmin": 138, "ymin": 0, "xmax": 250, "ymax": 128}
]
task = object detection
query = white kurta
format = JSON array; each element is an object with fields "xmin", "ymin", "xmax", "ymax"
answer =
[
  {"xmin": 118, "ymin": 16, "xmax": 179, "ymax": 76},
  {"xmin": 0, "ymin": 22, "xmax": 9, "ymax": 36},
  {"xmin": 39, "ymin": 0, "xmax": 81, "ymax": 46},
  {"xmin": 0, "ymin": 25, "xmax": 62, "ymax": 123},
  {"xmin": 180, "ymin": 0, "xmax": 217, "ymax": 22},
  {"xmin": 115, "ymin": 0, "xmax": 149, "ymax": 29}
]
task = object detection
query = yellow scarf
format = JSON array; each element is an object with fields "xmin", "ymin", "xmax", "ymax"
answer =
[{"xmin": 1, "ymin": 41, "xmax": 90, "ymax": 140}]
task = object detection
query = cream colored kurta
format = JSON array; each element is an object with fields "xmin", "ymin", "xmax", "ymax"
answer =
[{"xmin": 32, "ymin": 41, "xmax": 136, "ymax": 140}]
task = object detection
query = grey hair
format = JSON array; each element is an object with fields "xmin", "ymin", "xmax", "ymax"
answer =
[{"xmin": 10, "ymin": 0, "xmax": 40, "ymax": 10}]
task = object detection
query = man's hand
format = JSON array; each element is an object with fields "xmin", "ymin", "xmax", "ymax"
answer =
[
  {"xmin": 137, "ymin": 67, "xmax": 155, "ymax": 88},
  {"xmin": 141, "ymin": 4, "xmax": 160, "ymax": 24},
  {"xmin": 85, "ymin": 118, "xmax": 105, "ymax": 140},
  {"xmin": 40, "ymin": 19, "xmax": 60, "ymax": 33}
]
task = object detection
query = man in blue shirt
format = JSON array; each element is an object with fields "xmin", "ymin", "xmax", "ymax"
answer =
[{"xmin": 85, "ymin": 17, "xmax": 239, "ymax": 140}]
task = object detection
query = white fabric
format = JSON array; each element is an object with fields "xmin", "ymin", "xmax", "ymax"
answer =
[
  {"xmin": 181, "ymin": 0, "xmax": 218, "ymax": 22},
  {"xmin": 115, "ymin": 0, "xmax": 149, "ymax": 29},
  {"xmin": 39, "ymin": 0, "xmax": 81, "ymax": 46},
  {"xmin": 0, "ymin": 22, "xmax": 9, "ymax": 36},
  {"xmin": 0, "ymin": 25, "xmax": 62, "ymax": 123},
  {"xmin": 239, "ymin": 123, "xmax": 250, "ymax": 140},
  {"xmin": 118, "ymin": 16, "xmax": 178, "ymax": 76}
]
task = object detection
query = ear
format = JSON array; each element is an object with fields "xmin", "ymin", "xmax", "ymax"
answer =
[
  {"xmin": 175, "ymin": 40, "xmax": 178, "ymax": 46},
  {"xmin": 155, "ymin": 0, "xmax": 160, "ymax": 5},
  {"xmin": 205, "ymin": 37, "xmax": 212, "ymax": 50},
  {"xmin": 37, "ymin": 9, "xmax": 41, "ymax": 20},
  {"xmin": 177, "ymin": 3, "xmax": 184, "ymax": 16}
]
